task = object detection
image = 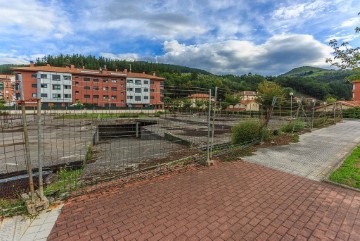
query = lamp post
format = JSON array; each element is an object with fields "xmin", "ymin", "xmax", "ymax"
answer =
[{"xmin": 289, "ymin": 92, "xmax": 293, "ymax": 119}]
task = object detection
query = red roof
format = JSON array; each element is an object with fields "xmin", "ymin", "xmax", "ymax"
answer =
[
  {"xmin": 240, "ymin": 100, "xmax": 257, "ymax": 105},
  {"xmin": 337, "ymin": 101, "xmax": 360, "ymax": 107},
  {"xmin": 240, "ymin": 91, "xmax": 256, "ymax": 96},
  {"xmin": 225, "ymin": 107, "xmax": 246, "ymax": 112},
  {"xmin": 11, "ymin": 64, "xmax": 164, "ymax": 80},
  {"xmin": 188, "ymin": 93, "xmax": 209, "ymax": 99}
]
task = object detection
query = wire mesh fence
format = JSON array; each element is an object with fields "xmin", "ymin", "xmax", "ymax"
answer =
[{"xmin": 0, "ymin": 87, "xmax": 344, "ymax": 216}]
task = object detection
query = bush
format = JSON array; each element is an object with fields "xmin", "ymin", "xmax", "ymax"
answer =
[
  {"xmin": 280, "ymin": 120, "xmax": 305, "ymax": 133},
  {"xmin": 231, "ymin": 120, "xmax": 263, "ymax": 145}
]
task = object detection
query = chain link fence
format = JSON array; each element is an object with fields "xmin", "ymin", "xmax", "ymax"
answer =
[{"xmin": 0, "ymin": 87, "xmax": 344, "ymax": 216}]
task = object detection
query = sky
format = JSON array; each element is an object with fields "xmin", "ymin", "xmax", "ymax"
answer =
[{"xmin": 0, "ymin": 0, "xmax": 360, "ymax": 76}]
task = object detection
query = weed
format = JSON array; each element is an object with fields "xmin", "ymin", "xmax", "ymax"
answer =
[
  {"xmin": 44, "ymin": 168, "xmax": 83, "ymax": 197},
  {"xmin": 0, "ymin": 198, "xmax": 26, "ymax": 217}
]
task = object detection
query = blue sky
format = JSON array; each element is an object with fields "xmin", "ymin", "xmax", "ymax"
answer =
[{"xmin": 0, "ymin": 0, "xmax": 360, "ymax": 75}]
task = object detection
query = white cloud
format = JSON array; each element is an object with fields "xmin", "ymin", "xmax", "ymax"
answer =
[
  {"xmin": 156, "ymin": 34, "xmax": 333, "ymax": 75},
  {"xmin": 100, "ymin": 52, "xmax": 140, "ymax": 61},
  {"xmin": 0, "ymin": 0, "xmax": 72, "ymax": 39}
]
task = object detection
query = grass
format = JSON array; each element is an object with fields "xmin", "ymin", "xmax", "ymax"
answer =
[
  {"xmin": 44, "ymin": 168, "xmax": 83, "ymax": 197},
  {"xmin": 56, "ymin": 112, "xmax": 162, "ymax": 119},
  {"xmin": 329, "ymin": 146, "xmax": 360, "ymax": 189},
  {"xmin": 0, "ymin": 198, "xmax": 26, "ymax": 217}
]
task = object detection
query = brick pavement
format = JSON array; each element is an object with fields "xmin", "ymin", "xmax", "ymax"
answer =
[{"xmin": 48, "ymin": 161, "xmax": 360, "ymax": 240}]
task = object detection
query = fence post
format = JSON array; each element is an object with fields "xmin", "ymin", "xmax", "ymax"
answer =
[
  {"xmin": 20, "ymin": 78, "xmax": 35, "ymax": 202},
  {"xmin": 311, "ymin": 100, "xmax": 315, "ymax": 129},
  {"xmin": 206, "ymin": 89, "xmax": 212, "ymax": 164},
  {"xmin": 37, "ymin": 98, "xmax": 44, "ymax": 199},
  {"xmin": 210, "ymin": 87, "xmax": 217, "ymax": 158}
]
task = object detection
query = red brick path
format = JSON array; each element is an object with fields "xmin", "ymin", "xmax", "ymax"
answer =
[{"xmin": 48, "ymin": 161, "xmax": 360, "ymax": 241}]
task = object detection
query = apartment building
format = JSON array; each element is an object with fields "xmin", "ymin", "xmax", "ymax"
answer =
[
  {"xmin": 12, "ymin": 63, "xmax": 165, "ymax": 109},
  {"xmin": 0, "ymin": 74, "xmax": 15, "ymax": 105}
]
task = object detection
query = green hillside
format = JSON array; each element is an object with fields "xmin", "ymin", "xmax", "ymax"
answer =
[{"xmin": 0, "ymin": 56, "xmax": 354, "ymax": 101}]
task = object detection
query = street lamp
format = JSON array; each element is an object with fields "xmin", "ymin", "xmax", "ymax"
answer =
[{"xmin": 289, "ymin": 92, "xmax": 293, "ymax": 119}]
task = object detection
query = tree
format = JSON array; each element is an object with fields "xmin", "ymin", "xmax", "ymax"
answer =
[
  {"xmin": 224, "ymin": 94, "xmax": 240, "ymax": 106},
  {"xmin": 326, "ymin": 13, "xmax": 360, "ymax": 70},
  {"xmin": 256, "ymin": 81, "xmax": 285, "ymax": 126},
  {"xmin": 182, "ymin": 98, "xmax": 192, "ymax": 111}
]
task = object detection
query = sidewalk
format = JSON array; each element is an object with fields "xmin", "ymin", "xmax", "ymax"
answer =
[
  {"xmin": 48, "ymin": 161, "xmax": 360, "ymax": 240},
  {"xmin": 0, "ymin": 204, "xmax": 62, "ymax": 241}
]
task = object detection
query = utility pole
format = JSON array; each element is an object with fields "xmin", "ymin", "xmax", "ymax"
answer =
[
  {"xmin": 206, "ymin": 89, "xmax": 212, "ymax": 165},
  {"xmin": 210, "ymin": 87, "xmax": 218, "ymax": 158}
]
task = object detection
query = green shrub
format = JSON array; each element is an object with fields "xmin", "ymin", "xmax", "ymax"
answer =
[
  {"xmin": 280, "ymin": 120, "xmax": 305, "ymax": 133},
  {"xmin": 261, "ymin": 128, "xmax": 273, "ymax": 142},
  {"xmin": 231, "ymin": 120, "xmax": 263, "ymax": 145}
]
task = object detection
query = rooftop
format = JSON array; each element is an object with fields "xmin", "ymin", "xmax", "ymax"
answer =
[{"xmin": 11, "ymin": 64, "xmax": 165, "ymax": 80}]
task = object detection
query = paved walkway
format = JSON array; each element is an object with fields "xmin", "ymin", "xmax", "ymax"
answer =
[
  {"xmin": 49, "ymin": 161, "xmax": 360, "ymax": 241},
  {"xmin": 244, "ymin": 120, "xmax": 360, "ymax": 181},
  {"xmin": 0, "ymin": 204, "xmax": 62, "ymax": 241}
]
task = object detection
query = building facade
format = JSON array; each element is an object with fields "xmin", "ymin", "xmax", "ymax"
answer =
[
  {"xmin": 12, "ymin": 63, "xmax": 165, "ymax": 109},
  {"xmin": 352, "ymin": 81, "xmax": 360, "ymax": 101},
  {"xmin": 0, "ymin": 74, "xmax": 15, "ymax": 106}
]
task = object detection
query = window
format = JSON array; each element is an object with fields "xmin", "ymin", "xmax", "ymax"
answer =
[
  {"xmin": 93, "ymin": 95, "xmax": 99, "ymax": 99},
  {"xmin": 121, "ymin": 100, "xmax": 125, "ymax": 103},
  {"xmin": 93, "ymin": 86, "xmax": 99, "ymax": 90},
  {"xmin": 75, "ymin": 82, "xmax": 79, "ymax": 86},
  {"xmin": 41, "ymin": 93, "xmax": 48, "ymax": 97},
  {"xmin": 121, "ymin": 92, "xmax": 124, "ymax": 95},
  {"xmin": 111, "ymin": 79, "xmax": 116, "ymax": 83},
  {"xmin": 103, "ymin": 78, "xmax": 108, "ymax": 82},
  {"xmin": 150, "ymin": 81, "xmax": 154, "ymax": 85},
  {"xmin": 52, "ymin": 85, "xmax": 61, "ymax": 90},
  {"xmin": 121, "ymin": 84, "xmax": 124, "ymax": 87},
  {"xmin": 84, "ymin": 95, "xmax": 90, "ymax": 98},
  {"xmin": 84, "ymin": 86, "xmax": 90, "ymax": 90},
  {"xmin": 111, "ymin": 95, "xmax": 117, "ymax": 100},
  {"xmin": 40, "ymin": 74, "xmax": 47, "ymax": 79},
  {"xmin": 111, "ymin": 87, "xmax": 117, "ymax": 91},
  {"xmin": 127, "ymin": 96, "xmax": 133, "ymax": 99},
  {"xmin": 160, "ymin": 97, "xmax": 164, "ymax": 102},
  {"xmin": 144, "ymin": 96, "xmax": 149, "ymax": 100},
  {"xmin": 135, "ymin": 96, "xmax": 141, "ymax": 101},
  {"xmin": 150, "ymin": 89, "xmax": 155, "ymax": 92},
  {"xmin": 75, "ymin": 91, "xmax": 79, "ymax": 94},
  {"xmin": 41, "ymin": 84, "xmax": 47, "ymax": 88},
  {"xmin": 52, "ymin": 75, "xmax": 61, "ymax": 81},
  {"xmin": 135, "ymin": 79, "xmax": 141, "ymax": 85},
  {"xmin": 111, "ymin": 103, "xmax": 116, "ymax": 107},
  {"xmin": 93, "ymin": 78, "xmax": 99, "ymax": 82},
  {"xmin": 103, "ymin": 95, "xmax": 109, "ymax": 99},
  {"xmin": 84, "ymin": 77, "xmax": 90, "ymax": 82},
  {"xmin": 160, "ymin": 89, "xmax": 164, "ymax": 94},
  {"xmin": 103, "ymin": 87, "xmax": 108, "ymax": 91},
  {"xmin": 144, "ymin": 80, "xmax": 149, "ymax": 85},
  {"xmin": 64, "ymin": 85, "xmax": 71, "ymax": 89},
  {"xmin": 32, "ymin": 93, "xmax": 37, "ymax": 97},
  {"xmin": 31, "ymin": 84, "xmax": 37, "ymax": 88},
  {"xmin": 52, "ymin": 94, "xmax": 61, "ymax": 98},
  {"xmin": 127, "ymin": 79, "xmax": 133, "ymax": 83},
  {"xmin": 31, "ymin": 73, "xmax": 37, "ymax": 79},
  {"xmin": 143, "ymin": 88, "xmax": 148, "ymax": 92},
  {"xmin": 64, "ymin": 94, "xmax": 71, "ymax": 98},
  {"xmin": 160, "ymin": 82, "xmax": 164, "ymax": 86},
  {"xmin": 135, "ymin": 88, "xmax": 141, "ymax": 93},
  {"xmin": 127, "ymin": 88, "xmax": 133, "ymax": 91},
  {"xmin": 150, "ymin": 96, "xmax": 154, "ymax": 99},
  {"xmin": 64, "ymin": 75, "xmax": 71, "ymax": 80}
]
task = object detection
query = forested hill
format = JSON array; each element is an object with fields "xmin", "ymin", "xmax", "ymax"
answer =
[
  {"xmin": 35, "ymin": 54, "xmax": 211, "ymax": 75},
  {"xmin": 0, "ymin": 55, "xmax": 355, "ymax": 101}
]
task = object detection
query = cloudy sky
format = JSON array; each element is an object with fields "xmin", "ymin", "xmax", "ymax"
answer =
[{"xmin": 0, "ymin": 0, "xmax": 360, "ymax": 75}]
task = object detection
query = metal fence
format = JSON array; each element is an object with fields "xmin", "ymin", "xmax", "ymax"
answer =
[{"xmin": 0, "ymin": 87, "xmax": 344, "ymax": 215}]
